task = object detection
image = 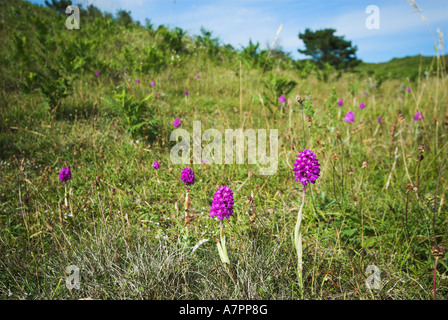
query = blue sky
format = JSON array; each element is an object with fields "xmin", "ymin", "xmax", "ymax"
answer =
[{"xmin": 27, "ymin": 0, "xmax": 448, "ymax": 63}]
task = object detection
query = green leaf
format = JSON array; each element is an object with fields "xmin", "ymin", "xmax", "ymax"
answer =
[{"xmin": 342, "ymin": 228, "xmax": 357, "ymax": 237}]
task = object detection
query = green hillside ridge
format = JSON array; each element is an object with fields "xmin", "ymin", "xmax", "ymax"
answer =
[
  {"xmin": 355, "ymin": 55, "xmax": 448, "ymax": 81},
  {"xmin": 1, "ymin": 0, "xmax": 445, "ymax": 93}
]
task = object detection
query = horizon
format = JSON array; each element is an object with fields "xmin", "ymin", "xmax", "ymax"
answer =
[{"xmin": 27, "ymin": 0, "xmax": 448, "ymax": 63}]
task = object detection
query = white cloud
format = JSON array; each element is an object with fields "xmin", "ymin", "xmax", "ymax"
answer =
[
  {"xmin": 308, "ymin": 1, "xmax": 448, "ymax": 41},
  {"xmin": 67, "ymin": 0, "xmax": 447, "ymax": 62}
]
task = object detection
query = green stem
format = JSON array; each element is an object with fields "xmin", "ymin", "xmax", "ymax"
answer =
[
  {"xmin": 295, "ymin": 188, "xmax": 306, "ymax": 298},
  {"xmin": 434, "ymin": 257, "xmax": 439, "ymax": 300},
  {"xmin": 64, "ymin": 183, "xmax": 68, "ymax": 207}
]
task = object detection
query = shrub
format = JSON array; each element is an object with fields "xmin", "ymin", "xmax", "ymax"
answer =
[{"xmin": 106, "ymin": 87, "xmax": 158, "ymax": 139}]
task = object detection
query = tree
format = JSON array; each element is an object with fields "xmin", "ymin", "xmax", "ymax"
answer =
[
  {"xmin": 240, "ymin": 39, "xmax": 268, "ymax": 69},
  {"xmin": 84, "ymin": 4, "xmax": 112, "ymax": 22},
  {"xmin": 116, "ymin": 9, "xmax": 133, "ymax": 26},
  {"xmin": 298, "ymin": 28, "xmax": 360, "ymax": 70},
  {"xmin": 145, "ymin": 18, "xmax": 153, "ymax": 30},
  {"xmin": 196, "ymin": 27, "xmax": 221, "ymax": 58},
  {"xmin": 45, "ymin": 0, "xmax": 74, "ymax": 14}
]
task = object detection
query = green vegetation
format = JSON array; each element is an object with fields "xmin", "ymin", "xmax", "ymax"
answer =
[
  {"xmin": 298, "ymin": 28, "xmax": 361, "ymax": 70},
  {"xmin": 355, "ymin": 54, "xmax": 448, "ymax": 83},
  {"xmin": 1, "ymin": 0, "xmax": 447, "ymax": 300}
]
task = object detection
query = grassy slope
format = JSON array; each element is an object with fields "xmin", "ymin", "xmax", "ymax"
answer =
[
  {"xmin": 0, "ymin": 0, "xmax": 447, "ymax": 300},
  {"xmin": 355, "ymin": 55, "xmax": 448, "ymax": 80}
]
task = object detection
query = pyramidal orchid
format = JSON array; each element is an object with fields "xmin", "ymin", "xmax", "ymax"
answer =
[
  {"xmin": 292, "ymin": 149, "xmax": 321, "ymax": 297},
  {"xmin": 293, "ymin": 149, "xmax": 321, "ymax": 187},
  {"xmin": 210, "ymin": 186, "xmax": 234, "ymax": 220},
  {"xmin": 414, "ymin": 112, "xmax": 423, "ymax": 121},
  {"xmin": 59, "ymin": 167, "xmax": 72, "ymax": 208},
  {"xmin": 181, "ymin": 167, "xmax": 195, "ymax": 186},
  {"xmin": 344, "ymin": 111, "xmax": 355, "ymax": 123},
  {"xmin": 59, "ymin": 167, "xmax": 72, "ymax": 183},
  {"xmin": 181, "ymin": 167, "xmax": 195, "ymax": 225},
  {"xmin": 210, "ymin": 186, "xmax": 235, "ymax": 278}
]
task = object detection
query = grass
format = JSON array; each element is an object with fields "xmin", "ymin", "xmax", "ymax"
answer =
[
  {"xmin": 1, "ymin": 0, "xmax": 448, "ymax": 300},
  {"xmin": 355, "ymin": 54, "xmax": 448, "ymax": 82}
]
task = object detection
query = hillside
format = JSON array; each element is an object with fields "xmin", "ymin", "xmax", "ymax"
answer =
[{"xmin": 355, "ymin": 54, "xmax": 448, "ymax": 81}]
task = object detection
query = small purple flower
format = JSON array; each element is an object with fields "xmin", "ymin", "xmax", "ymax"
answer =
[
  {"xmin": 344, "ymin": 111, "xmax": 355, "ymax": 123},
  {"xmin": 153, "ymin": 161, "xmax": 160, "ymax": 169},
  {"xmin": 407, "ymin": 87, "xmax": 411, "ymax": 92},
  {"xmin": 173, "ymin": 118, "xmax": 181, "ymax": 127},
  {"xmin": 338, "ymin": 99, "xmax": 343, "ymax": 106},
  {"xmin": 365, "ymin": 92, "xmax": 369, "ymax": 97},
  {"xmin": 306, "ymin": 95, "xmax": 310, "ymax": 99},
  {"xmin": 378, "ymin": 117, "xmax": 383, "ymax": 123},
  {"xmin": 279, "ymin": 95, "xmax": 286, "ymax": 103},
  {"xmin": 414, "ymin": 112, "xmax": 423, "ymax": 121},
  {"xmin": 181, "ymin": 167, "xmax": 195, "ymax": 186},
  {"xmin": 210, "ymin": 186, "xmax": 234, "ymax": 220},
  {"xmin": 196, "ymin": 74, "xmax": 200, "ymax": 79},
  {"xmin": 201, "ymin": 158, "xmax": 206, "ymax": 164},
  {"xmin": 150, "ymin": 81, "xmax": 155, "ymax": 87},
  {"xmin": 95, "ymin": 72, "xmax": 100, "ymax": 77},
  {"xmin": 184, "ymin": 90, "xmax": 189, "ymax": 96},
  {"xmin": 59, "ymin": 167, "xmax": 72, "ymax": 183},
  {"xmin": 136, "ymin": 78, "xmax": 140, "ymax": 84},
  {"xmin": 293, "ymin": 149, "xmax": 321, "ymax": 187},
  {"xmin": 359, "ymin": 103, "xmax": 366, "ymax": 109}
]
